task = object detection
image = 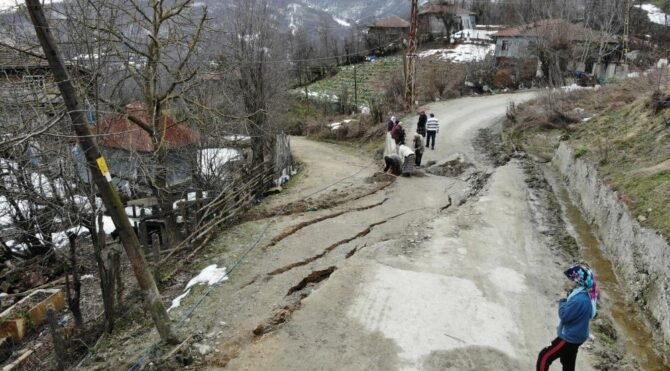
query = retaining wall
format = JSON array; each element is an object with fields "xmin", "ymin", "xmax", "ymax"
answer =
[{"xmin": 553, "ymin": 142, "xmax": 670, "ymax": 347}]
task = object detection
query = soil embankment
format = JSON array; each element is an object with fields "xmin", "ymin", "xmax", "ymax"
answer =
[{"xmin": 553, "ymin": 143, "xmax": 670, "ymax": 365}]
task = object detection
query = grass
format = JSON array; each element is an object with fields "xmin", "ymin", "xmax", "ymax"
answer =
[
  {"xmin": 569, "ymin": 97, "xmax": 670, "ymax": 237},
  {"xmin": 506, "ymin": 75, "xmax": 670, "ymax": 239},
  {"xmin": 300, "ymin": 56, "xmax": 403, "ymax": 106},
  {"xmin": 298, "ymin": 54, "xmax": 467, "ymax": 107}
]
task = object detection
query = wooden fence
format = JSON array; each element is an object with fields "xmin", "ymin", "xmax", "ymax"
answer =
[{"xmin": 136, "ymin": 134, "xmax": 294, "ymax": 262}]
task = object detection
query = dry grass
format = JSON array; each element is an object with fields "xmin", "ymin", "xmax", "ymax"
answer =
[{"xmin": 505, "ymin": 70, "xmax": 670, "ymax": 238}]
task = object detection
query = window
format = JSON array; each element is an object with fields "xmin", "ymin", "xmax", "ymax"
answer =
[
  {"xmin": 22, "ymin": 75, "xmax": 46, "ymax": 91},
  {"xmin": 501, "ymin": 40, "xmax": 510, "ymax": 51}
]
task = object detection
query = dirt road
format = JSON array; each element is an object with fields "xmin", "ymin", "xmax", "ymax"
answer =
[
  {"xmin": 103, "ymin": 92, "xmax": 603, "ymax": 371},
  {"xmin": 178, "ymin": 92, "xmax": 593, "ymax": 370}
]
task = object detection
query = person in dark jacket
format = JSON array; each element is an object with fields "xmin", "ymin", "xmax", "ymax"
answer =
[
  {"xmin": 413, "ymin": 133, "xmax": 424, "ymax": 167},
  {"xmin": 537, "ymin": 264, "xmax": 599, "ymax": 371},
  {"xmin": 386, "ymin": 115, "xmax": 396, "ymax": 132},
  {"xmin": 390, "ymin": 121, "xmax": 405, "ymax": 145},
  {"xmin": 416, "ymin": 111, "xmax": 427, "ymax": 137}
]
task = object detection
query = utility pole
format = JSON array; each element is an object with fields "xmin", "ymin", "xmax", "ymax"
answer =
[
  {"xmin": 623, "ymin": 0, "xmax": 631, "ymax": 62},
  {"xmin": 25, "ymin": 0, "xmax": 178, "ymax": 344},
  {"xmin": 354, "ymin": 64, "xmax": 358, "ymax": 112},
  {"xmin": 405, "ymin": 0, "xmax": 419, "ymax": 108}
]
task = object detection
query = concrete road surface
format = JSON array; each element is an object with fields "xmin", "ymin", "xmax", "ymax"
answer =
[{"xmin": 220, "ymin": 93, "xmax": 596, "ymax": 370}]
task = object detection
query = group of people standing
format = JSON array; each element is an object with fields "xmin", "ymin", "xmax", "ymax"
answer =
[
  {"xmin": 382, "ymin": 110, "xmax": 599, "ymax": 371},
  {"xmin": 383, "ymin": 111, "xmax": 439, "ymax": 177}
]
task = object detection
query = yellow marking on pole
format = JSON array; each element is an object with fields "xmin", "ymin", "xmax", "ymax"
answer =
[{"xmin": 96, "ymin": 157, "xmax": 112, "ymax": 182}]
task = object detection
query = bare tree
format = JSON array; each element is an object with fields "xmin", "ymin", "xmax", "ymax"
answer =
[
  {"xmin": 53, "ymin": 0, "xmax": 209, "ymax": 249},
  {"xmin": 24, "ymin": 0, "xmax": 177, "ymax": 343},
  {"xmin": 217, "ymin": 0, "xmax": 289, "ymax": 165}
]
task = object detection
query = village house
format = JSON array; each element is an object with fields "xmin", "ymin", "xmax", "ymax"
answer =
[
  {"xmin": 418, "ymin": 2, "xmax": 477, "ymax": 41},
  {"xmin": 81, "ymin": 102, "xmax": 200, "ymax": 195},
  {"xmin": 491, "ymin": 19, "xmax": 621, "ymax": 86},
  {"xmin": 365, "ymin": 16, "xmax": 410, "ymax": 51},
  {"xmin": 0, "ymin": 45, "xmax": 58, "ymax": 109},
  {"xmin": 0, "ymin": 44, "xmax": 90, "ymax": 166}
]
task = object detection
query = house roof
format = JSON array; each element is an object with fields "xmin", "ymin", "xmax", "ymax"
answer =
[
  {"xmin": 94, "ymin": 102, "xmax": 199, "ymax": 153},
  {"xmin": 419, "ymin": 4, "xmax": 476, "ymax": 16},
  {"xmin": 492, "ymin": 19, "xmax": 616, "ymax": 43},
  {"xmin": 368, "ymin": 16, "xmax": 411, "ymax": 29},
  {"xmin": 0, "ymin": 44, "xmax": 48, "ymax": 69}
]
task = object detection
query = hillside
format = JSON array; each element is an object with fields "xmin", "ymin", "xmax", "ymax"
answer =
[
  {"xmin": 506, "ymin": 77, "xmax": 670, "ymax": 239},
  {"xmin": 301, "ymin": 43, "xmax": 495, "ymax": 108}
]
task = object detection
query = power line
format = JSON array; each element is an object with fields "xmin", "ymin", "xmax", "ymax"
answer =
[{"xmin": 125, "ymin": 163, "xmax": 374, "ymax": 371}]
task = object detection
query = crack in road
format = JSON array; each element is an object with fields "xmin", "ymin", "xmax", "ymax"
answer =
[
  {"xmin": 267, "ymin": 209, "xmax": 425, "ymax": 277},
  {"xmin": 264, "ymin": 198, "xmax": 389, "ymax": 249}
]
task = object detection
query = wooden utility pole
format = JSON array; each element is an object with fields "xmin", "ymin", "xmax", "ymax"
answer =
[
  {"xmin": 405, "ymin": 0, "xmax": 419, "ymax": 108},
  {"xmin": 25, "ymin": 0, "xmax": 178, "ymax": 343},
  {"xmin": 354, "ymin": 64, "xmax": 358, "ymax": 112},
  {"xmin": 623, "ymin": 0, "xmax": 631, "ymax": 61}
]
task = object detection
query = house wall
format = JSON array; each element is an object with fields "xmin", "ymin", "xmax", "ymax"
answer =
[
  {"xmin": 0, "ymin": 70, "xmax": 58, "ymax": 106},
  {"xmin": 368, "ymin": 28, "xmax": 407, "ymax": 48},
  {"xmin": 85, "ymin": 147, "xmax": 196, "ymax": 195},
  {"xmin": 494, "ymin": 37, "xmax": 532, "ymax": 59},
  {"xmin": 419, "ymin": 14, "xmax": 475, "ymax": 39}
]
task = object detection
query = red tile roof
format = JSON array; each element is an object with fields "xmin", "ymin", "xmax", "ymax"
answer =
[
  {"xmin": 492, "ymin": 19, "xmax": 614, "ymax": 42},
  {"xmin": 369, "ymin": 16, "xmax": 411, "ymax": 29},
  {"xmin": 95, "ymin": 102, "xmax": 199, "ymax": 152},
  {"xmin": 419, "ymin": 4, "xmax": 475, "ymax": 16}
]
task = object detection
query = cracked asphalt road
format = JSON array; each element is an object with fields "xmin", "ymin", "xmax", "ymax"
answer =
[{"xmin": 167, "ymin": 94, "xmax": 591, "ymax": 370}]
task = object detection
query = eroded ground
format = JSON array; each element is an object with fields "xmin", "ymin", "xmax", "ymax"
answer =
[{"xmin": 86, "ymin": 93, "xmax": 620, "ymax": 371}]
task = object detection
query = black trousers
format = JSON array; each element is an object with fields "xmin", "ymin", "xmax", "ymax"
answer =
[
  {"xmin": 426, "ymin": 131, "xmax": 437, "ymax": 149},
  {"xmin": 415, "ymin": 150, "xmax": 423, "ymax": 166},
  {"xmin": 536, "ymin": 337, "xmax": 581, "ymax": 371}
]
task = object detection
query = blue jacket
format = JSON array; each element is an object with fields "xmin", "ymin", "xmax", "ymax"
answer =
[{"xmin": 556, "ymin": 289, "xmax": 592, "ymax": 344}]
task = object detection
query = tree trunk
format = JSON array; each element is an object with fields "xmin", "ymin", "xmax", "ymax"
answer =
[
  {"xmin": 92, "ymin": 214, "xmax": 116, "ymax": 333},
  {"xmin": 152, "ymin": 147, "xmax": 181, "ymax": 249},
  {"xmin": 25, "ymin": 0, "xmax": 178, "ymax": 343},
  {"xmin": 47, "ymin": 305, "xmax": 66, "ymax": 371},
  {"xmin": 65, "ymin": 233, "xmax": 83, "ymax": 327}
]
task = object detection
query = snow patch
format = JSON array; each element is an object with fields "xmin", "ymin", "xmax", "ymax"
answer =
[
  {"xmin": 224, "ymin": 135, "xmax": 251, "ymax": 142},
  {"xmin": 451, "ymin": 28, "xmax": 495, "ymax": 41},
  {"xmin": 168, "ymin": 289, "xmax": 191, "ymax": 312},
  {"xmin": 559, "ymin": 83, "xmax": 600, "ymax": 92},
  {"xmin": 199, "ymin": 148, "xmax": 240, "ymax": 176},
  {"xmin": 636, "ymin": 4, "xmax": 670, "ymax": 26},
  {"xmin": 418, "ymin": 44, "xmax": 494, "ymax": 63},
  {"xmin": 333, "ymin": 16, "xmax": 351, "ymax": 27},
  {"xmin": 186, "ymin": 264, "xmax": 228, "ymax": 290},
  {"xmin": 168, "ymin": 264, "xmax": 228, "ymax": 312}
]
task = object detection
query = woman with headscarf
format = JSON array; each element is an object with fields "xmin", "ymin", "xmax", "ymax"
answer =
[
  {"xmin": 536, "ymin": 264, "xmax": 599, "ymax": 371},
  {"xmin": 387, "ymin": 115, "xmax": 396, "ymax": 132},
  {"xmin": 390, "ymin": 121, "xmax": 405, "ymax": 145}
]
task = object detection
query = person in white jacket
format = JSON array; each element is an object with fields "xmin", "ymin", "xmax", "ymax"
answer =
[
  {"xmin": 397, "ymin": 144, "xmax": 415, "ymax": 176},
  {"xmin": 426, "ymin": 113, "xmax": 439, "ymax": 150}
]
